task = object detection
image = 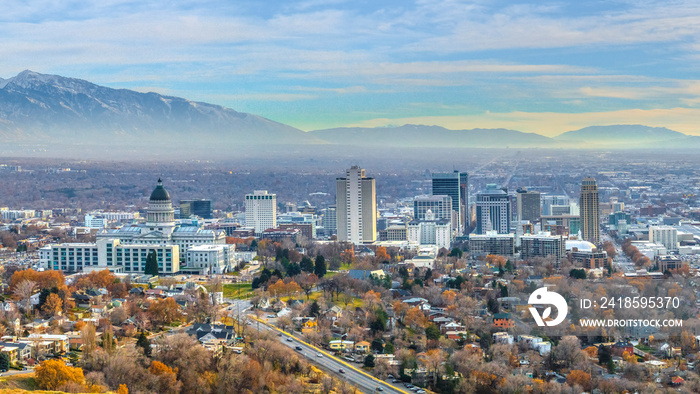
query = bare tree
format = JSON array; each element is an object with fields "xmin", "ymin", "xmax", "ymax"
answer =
[{"xmin": 13, "ymin": 279, "xmax": 36, "ymax": 311}]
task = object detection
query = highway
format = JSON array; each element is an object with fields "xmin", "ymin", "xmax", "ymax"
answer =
[{"xmin": 251, "ymin": 318, "xmax": 410, "ymax": 394}]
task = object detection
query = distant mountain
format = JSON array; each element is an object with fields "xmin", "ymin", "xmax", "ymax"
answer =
[
  {"xmin": 309, "ymin": 124, "xmax": 552, "ymax": 148},
  {"xmin": 0, "ymin": 70, "xmax": 317, "ymax": 149},
  {"xmin": 554, "ymin": 125, "xmax": 687, "ymax": 145}
]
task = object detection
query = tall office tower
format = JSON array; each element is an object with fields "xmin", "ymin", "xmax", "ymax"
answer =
[
  {"xmin": 245, "ymin": 190, "xmax": 277, "ymax": 235},
  {"xmin": 580, "ymin": 178, "xmax": 600, "ymax": 244},
  {"xmin": 414, "ymin": 195, "xmax": 453, "ymax": 222},
  {"xmin": 476, "ymin": 184, "xmax": 511, "ymax": 234},
  {"xmin": 180, "ymin": 199, "xmax": 213, "ymax": 219},
  {"xmin": 432, "ymin": 171, "xmax": 468, "ymax": 234},
  {"xmin": 322, "ymin": 205, "xmax": 337, "ymax": 235},
  {"xmin": 542, "ymin": 195, "xmax": 570, "ymax": 215},
  {"xmin": 516, "ymin": 188, "xmax": 541, "ymax": 222},
  {"xmin": 336, "ymin": 166, "xmax": 377, "ymax": 244}
]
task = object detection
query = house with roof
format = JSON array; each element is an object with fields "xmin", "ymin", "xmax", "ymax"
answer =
[
  {"xmin": 186, "ymin": 324, "xmax": 236, "ymax": 350},
  {"xmin": 329, "ymin": 339, "xmax": 354, "ymax": 351},
  {"xmin": 353, "ymin": 341, "xmax": 370, "ymax": 354}
]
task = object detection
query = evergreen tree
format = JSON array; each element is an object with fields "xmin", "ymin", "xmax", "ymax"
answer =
[
  {"xmin": 136, "ymin": 331, "xmax": 151, "ymax": 357},
  {"xmin": 364, "ymin": 354, "xmax": 375, "ymax": 368},
  {"xmin": 314, "ymin": 255, "xmax": 327, "ymax": 278},
  {"xmin": 310, "ymin": 300, "xmax": 321, "ymax": 317},
  {"xmin": 0, "ymin": 352, "xmax": 9, "ymax": 371},
  {"xmin": 286, "ymin": 262, "xmax": 301, "ymax": 277},
  {"xmin": 145, "ymin": 250, "xmax": 159, "ymax": 276},
  {"xmin": 300, "ymin": 256, "xmax": 315, "ymax": 272}
]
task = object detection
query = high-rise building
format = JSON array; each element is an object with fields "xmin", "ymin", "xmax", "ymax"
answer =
[
  {"xmin": 432, "ymin": 171, "xmax": 468, "ymax": 234},
  {"xmin": 245, "ymin": 190, "xmax": 277, "ymax": 235},
  {"xmin": 649, "ymin": 226, "xmax": 678, "ymax": 251},
  {"xmin": 516, "ymin": 188, "xmax": 541, "ymax": 222},
  {"xmin": 336, "ymin": 166, "xmax": 377, "ymax": 244},
  {"xmin": 414, "ymin": 195, "xmax": 452, "ymax": 223},
  {"xmin": 476, "ymin": 184, "xmax": 511, "ymax": 234},
  {"xmin": 580, "ymin": 178, "xmax": 600, "ymax": 244},
  {"xmin": 180, "ymin": 199, "xmax": 213, "ymax": 219},
  {"xmin": 520, "ymin": 232, "xmax": 566, "ymax": 262},
  {"xmin": 322, "ymin": 205, "xmax": 337, "ymax": 236}
]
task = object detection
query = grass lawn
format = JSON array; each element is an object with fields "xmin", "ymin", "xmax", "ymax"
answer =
[
  {"xmin": 0, "ymin": 373, "xmax": 39, "ymax": 391},
  {"xmin": 280, "ymin": 290, "xmax": 364, "ymax": 308},
  {"xmin": 223, "ymin": 283, "xmax": 255, "ymax": 299},
  {"xmin": 635, "ymin": 344, "xmax": 653, "ymax": 352}
]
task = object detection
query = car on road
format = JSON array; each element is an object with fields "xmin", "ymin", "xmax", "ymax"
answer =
[
  {"xmin": 267, "ymin": 314, "xmax": 276, "ymax": 318},
  {"xmin": 339, "ymin": 368, "xmax": 345, "ymax": 374},
  {"xmin": 316, "ymin": 353, "xmax": 323, "ymax": 358},
  {"xmin": 392, "ymin": 379, "xmax": 400, "ymax": 383},
  {"xmin": 286, "ymin": 337, "xmax": 293, "ymax": 342},
  {"xmin": 376, "ymin": 387, "xmax": 384, "ymax": 392},
  {"xmin": 295, "ymin": 346, "xmax": 303, "ymax": 351}
]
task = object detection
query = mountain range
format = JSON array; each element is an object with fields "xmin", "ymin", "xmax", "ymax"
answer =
[{"xmin": 0, "ymin": 70, "xmax": 698, "ymax": 157}]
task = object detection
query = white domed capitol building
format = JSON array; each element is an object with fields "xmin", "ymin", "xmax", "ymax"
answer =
[{"xmin": 40, "ymin": 179, "xmax": 231, "ymax": 275}]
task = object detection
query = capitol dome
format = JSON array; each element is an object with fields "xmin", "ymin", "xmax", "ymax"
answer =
[{"xmin": 150, "ymin": 178, "xmax": 171, "ymax": 201}]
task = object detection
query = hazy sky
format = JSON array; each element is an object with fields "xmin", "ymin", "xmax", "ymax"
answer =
[{"xmin": 3, "ymin": 0, "xmax": 700, "ymax": 136}]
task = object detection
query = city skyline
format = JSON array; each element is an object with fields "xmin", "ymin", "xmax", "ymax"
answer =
[{"xmin": 2, "ymin": 1, "xmax": 700, "ymax": 136}]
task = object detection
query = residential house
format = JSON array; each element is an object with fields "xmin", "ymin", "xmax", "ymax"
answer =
[{"xmin": 355, "ymin": 341, "xmax": 371, "ymax": 354}]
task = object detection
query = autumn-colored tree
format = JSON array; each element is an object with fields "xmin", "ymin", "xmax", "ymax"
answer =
[
  {"xmin": 485, "ymin": 254, "xmax": 507, "ymax": 267},
  {"xmin": 404, "ymin": 306, "xmax": 428, "ymax": 329},
  {"xmin": 41, "ymin": 293, "xmax": 63, "ymax": 317},
  {"xmin": 375, "ymin": 246, "xmax": 390, "ymax": 262},
  {"xmin": 117, "ymin": 384, "xmax": 129, "ymax": 394},
  {"xmin": 10, "ymin": 269, "xmax": 64, "ymax": 292},
  {"xmin": 567, "ymin": 370, "xmax": 592, "ymax": 391},
  {"xmin": 583, "ymin": 346, "xmax": 598, "ymax": 358},
  {"xmin": 35, "ymin": 359, "xmax": 85, "ymax": 390},
  {"xmin": 149, "ymin": 360, "xmax": 180, "ymax": 394},
  {"xmin": 340, "ymin": 248, "xmax": 355, "ymax": 266},
  {"xmin": 267, "ymin": 279, "xmax": 286, "ymax": 299},
  {"xmin": 442, "ymin": 290, "xmax": 456, "ymax": 305},
  {"xmin": 148, "ymin": 298, "xmax": 183, "ymax": 327}
]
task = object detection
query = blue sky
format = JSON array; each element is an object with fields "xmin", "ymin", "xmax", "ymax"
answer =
[{"xmin": 2, "ymin": 0, "xmax": 700, "ymax": 136}]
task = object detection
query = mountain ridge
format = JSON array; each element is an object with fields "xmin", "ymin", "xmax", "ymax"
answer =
[{"xmin": 1, "ymin": 70, "xmax": 699, "ymax": 155}]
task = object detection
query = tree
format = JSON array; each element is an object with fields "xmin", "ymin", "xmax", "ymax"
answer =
[
  {"xmin": 569, "ymin": 268, "xmax": 587, "ymax": 279},
  {"xmin": 0, "ymin": 352, "xmax": 9, "ymax": 371},
  {"xmin": 425, "ymin": 324, "xmax": 441, "ymax": 341},
  {"xmin": 35, "ymin": 359, "xmax": 85, "ymax": 390},
  {"xmin": 137, "ymin": 331, "xmax": 152, "ymax": 357},
  {"xmin": 148, "ymin": 298, "xmax": 182, "ymax": 327},
  {"xmin": 448, "ymin": 248, "xmax": 463, "ymax": 258},
  {"xmin": 13, "ymin": 279, "xmax": 36, "ymax": 311},
  {"xmin": 145, "ymin": 250, "xmax": 159, "ymax": 276},
  {"xmin": 300, "ymin": 256, "xmax": 315, "ymax": 272},
  {"xmin": 376, "ymin": 246, "xmax": 390, "ymax": 263},
  {"xmin": 314, "ymin": 255, "xmax": 327, "ymax": 278},
  {"xmin": 364, "ymin": 354, "xmax": 375, "ymax": 368},
  {"xmin": 297, "ymin": 272, "xmax": 318, "ymax": 300},
  {"xmin": 41, "ymin": 293, "xmax": 63, "ymax": 318},
  {"xmin": 286, "ymin": 262, "xmax": 301, "ymax": 277},
  {"xmin": 371, "ymin": 338, "xmax": 384, "ymax": 353},
  {"xmin": 567, "ymin": 370, "xmax": 592, "ymax": 391}
]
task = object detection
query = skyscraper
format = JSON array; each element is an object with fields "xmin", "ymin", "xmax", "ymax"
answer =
[
  {"xmin": 245, "ymin": 190, "xmax": 277, "ymax": 235},
  {"xmin": 432, "ymin": 171, "xmax": 468, "ymax": 234},
  {"xmin": 414, "ymin": 195, "xmax": 452, "ymax": 223},
  {"xmin": 476, "ymin": 184, "xmax": 511, "ymax": 234},
  {"xmin": 516, "ymin": 188, "xmax": 541, "ymax": 222},
  {"xmin": 580, "ymin": 178, "xmax": 600, "ymax": 243},
  {"xmin": 336, "ymin": 166, "xmax": 376, "ymax": 244}
]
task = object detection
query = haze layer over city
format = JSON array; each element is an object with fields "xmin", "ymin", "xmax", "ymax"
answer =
[{"xmin": 3, "ymin": 1, "xmax": 700, "ymax": 394}]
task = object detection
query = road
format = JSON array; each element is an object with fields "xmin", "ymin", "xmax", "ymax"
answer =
[{"xmin": 251, "ymin": 318, "xmax": 410, "ymax": 394}]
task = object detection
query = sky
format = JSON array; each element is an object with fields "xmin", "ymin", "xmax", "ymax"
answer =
[{"xmin": 2, "ymin": 0, "xmax": 700, "ymax": 136}]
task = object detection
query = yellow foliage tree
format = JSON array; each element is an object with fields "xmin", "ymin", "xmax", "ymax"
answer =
[
  {"xmin": 117, "ymin": 384, "xmax": 129, "ymax": 394},
  {"xmin": 41, "ymin": 293, "xmax": 63, "ymax": 317},
  {"xmin": 35, "ymin": 359, "xmax": 85, "ymax": 390},
  {"xmin": 567, "ymin": 370, "xmax": 591, "ymax": 391}
]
